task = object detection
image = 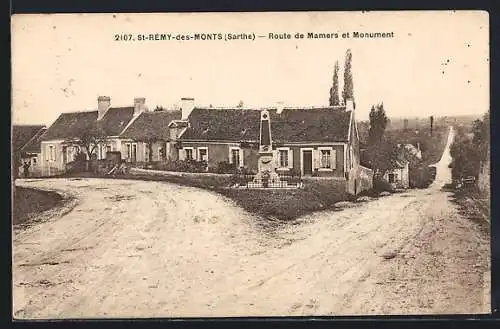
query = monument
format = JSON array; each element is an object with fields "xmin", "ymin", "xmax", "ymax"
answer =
[{"xmin": 253, "ymin": 110, "xmax": 281, "ymax": 187}]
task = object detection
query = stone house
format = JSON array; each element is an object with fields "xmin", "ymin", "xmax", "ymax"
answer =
[
  {"xmin": 12, "ymin": 125, "xmax": 47, "ymax": 177},
  {"xmin": 176, "ymin": 98, "xmax": 372, "ymax": 195},
  {"xmin": 39, "ymin": 96, "xmax": 180, "ymax": 174}
]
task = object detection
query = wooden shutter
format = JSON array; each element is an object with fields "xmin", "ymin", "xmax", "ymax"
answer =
[
  {"xmin": 288, "ymin": 149, "xmax": 293, "ymax": 169},
  {"xmin": 313, "ymin": 149, "xmax": 319, "ymax": 169},
  {"xmin": 331, "ymin": 149, "xmax": 337, "ymax": 169}
]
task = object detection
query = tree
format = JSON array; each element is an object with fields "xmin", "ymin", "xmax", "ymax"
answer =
[
  {"xmin": 403, "ymin": 118, "xmax": 409, "ymax": 131},
  {"xmin": 368, "ymin": 103, "xmax": 389, "ymax": 146},
  {"xmin": 329, "ymin": 60, "xmax": 340, "ymax": 106},
  {"xmin": 366, "ymin": 103, "xmax": 392, "ymax": 175},
  {"xmin": 342, "ymin": 49, "xmax": 354, "ymax": 103},
  {"xmin": 64, "ymin": 122, "xmax": 108, "ymax": 172},
  {"xmin": 472, "ymin": 110, "xmax": 490, "ymax": 162},
  {"xmin": 430, "ymin": 115, "xmax": 434, "ymax": 136},
  {"xmin": 450, "ymin": 131, "xmax": 480, "ymax": 179}
]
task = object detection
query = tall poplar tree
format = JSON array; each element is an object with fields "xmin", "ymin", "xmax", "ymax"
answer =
[
  {"xmin": 342, "ymin": 49, "xmax": 354, "ymax": 103},
  {"xmin": 329, "ymin": 60, "xmax": 340, "ymax": 106}
]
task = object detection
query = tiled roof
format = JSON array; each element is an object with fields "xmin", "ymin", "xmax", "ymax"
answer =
[
  {"xmin": 121, "ymin": 110, "xmax": 182, "ymax": 140},
  {"xmin": 97, "ymin": 107, "xmax": 135, "ymax": 136},
  {"xmin": 41, "ymin": 107, "xmax": 135, "ymax": 141},
  {"xmin": 20, "ymin": 127, "xmax": 47, "ymax": 154},
  {"xmin": 180, "ymin": 106, "xmax": 351, "ymax": 143},
  {"xmin": 12, "ymin": 125, "xmax": 46, "ymax": 151},
  {"xmin": 41, "ymin": 111, "xmax": 98, "ymax": 141}
]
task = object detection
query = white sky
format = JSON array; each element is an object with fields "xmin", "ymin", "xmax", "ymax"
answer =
[{"xmin": 11, "ymin": 11, "xmax": 489, "ymax": 125}]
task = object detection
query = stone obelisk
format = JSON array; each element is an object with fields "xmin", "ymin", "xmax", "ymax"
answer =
[{"xmin": 254, "ymin": 110, "xmax": 280, "ymax": 186}]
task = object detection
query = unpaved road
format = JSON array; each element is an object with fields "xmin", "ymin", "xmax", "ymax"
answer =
[{"xmin": 13, "ymin": 127, "xmax": 490, "ymax": 318}]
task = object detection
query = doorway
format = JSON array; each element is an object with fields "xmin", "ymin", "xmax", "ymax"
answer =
[{"xmin": 302, "ymin": 150, "xmax": 313, "ymax": 176}]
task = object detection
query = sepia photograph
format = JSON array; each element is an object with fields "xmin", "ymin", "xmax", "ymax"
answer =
[{"xmin": 11, "ymin": 11, "xmax": 490, "ymax": 318}]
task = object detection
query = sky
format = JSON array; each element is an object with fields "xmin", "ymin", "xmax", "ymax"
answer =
[{"xmin": 11, "ymin": 11, "xmax": 489, "ymax": 125}]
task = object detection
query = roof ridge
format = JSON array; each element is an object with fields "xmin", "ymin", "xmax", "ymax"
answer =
[
  {"xmin": 19, "ymin": 127, "xmax": 47, "ymax": 151},
  {"xmin": 118, "ymin": 111, "xmax": 143, "ymax": 136}
]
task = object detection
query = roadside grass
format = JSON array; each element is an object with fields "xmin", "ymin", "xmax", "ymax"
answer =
[
  {"xmin": 12, "ymin": 186, "xmax": 63, "ymax": 225},
  {"xmin": 220, "ymin": 179, "xmax": 347, "ymax": 221},
  {"xmin": 448, "ymin": 186, "xmax": 490, "ymax": 236}
]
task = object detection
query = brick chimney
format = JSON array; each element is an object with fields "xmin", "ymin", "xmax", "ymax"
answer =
[
  {"xmin": 180, "ymin": 97, "xmax": 195, "ymax": 120},
  {"xmin": 97, "ymin": 96, "xmax": 111, "ymax": 120},
  {"xmin": 134, "ymin": 97, "xmax": 147, "ymax": 116}
]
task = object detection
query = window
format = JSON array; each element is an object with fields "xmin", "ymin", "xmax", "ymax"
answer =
[
  {"xmin": 317, "ymin": 147, "xmax": 337, "ymax": 170},
  {"xmin": 126, "ymin": 143, "xmax": 137, "ymax": 161},
  {"xmin": 231, "ymin": 149, "xmax": 240, "ymax": 166},
  {"xmin": 198, "ymin": 147, "xmax": 208, "ymax": 162},
  {"xmin": 181, "ymin": 147, "xmax": 194, "ymax": 161},
  {"xmin": 229, "ymin": 147, "xmax": 243, "ymax": 167},
  {"xmin": 320, "ymin": 149, "xmax": 331, "ymax": 168},
  {"xmin": 278, "ymin": 149, "xmax": 287, "ymax": 168},
  {"xmin": 185, "ymin": 148, "xmax": 193, "ymax": 160},
  {"xmin": 158, "ymin": 146, "xmax": 163, "ymax": 161},
  {"xmin": 48, "ymin": 145, "xmax": 55, "ymax": 162}
]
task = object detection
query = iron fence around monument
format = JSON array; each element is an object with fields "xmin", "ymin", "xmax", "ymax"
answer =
[{"xmin": 232, "ymin": 170, "xmax": 302, "ymax": 188}]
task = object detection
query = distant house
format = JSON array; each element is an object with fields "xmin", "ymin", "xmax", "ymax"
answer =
[
  {"xmin": 381, "ymin": 144, "xmax": 425, "ymax": 189},
  {"xmin": 383, "ymin": 158, "xmax": 410, "ymax": 189},
  {"xmin": 12, "ymin": 125, "xmax": 47, "ymax": 177},
  {"xmin": 39, "ymin": 97, "xmax": 180, "ymax": 174},
  {"xmin": 397, "ymin": 143, "xmax": 422, "ymax": 160},
  {"xmin": 177, "ymin": 98, "xmax": 372, "ymax": 195},
  {"xmin": 119, "ymin": 109, "xmax": 182, "ymax": 162}
]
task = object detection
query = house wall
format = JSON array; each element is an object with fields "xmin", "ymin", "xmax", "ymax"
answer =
[
  {"xmin": 286, "ymin": 144, "xmax": 345, "ymax": 177},
  {"xmin": 40, "ymin": 140, "xmax": 67, "ymax": 175},
  {"xmin": 345, "ymin": 112, "xmax": 373, "ymax": 195},
  {"xmin": 383, "ymin": 165, "xmax": 409, "ymax": 189},
  {"xmin": 179, "ymin": 142, "xmax": 345, "ymax": 176},
  {"xmin": 178, "ymin": 142, "xmax": 254, "ymax": 171}
]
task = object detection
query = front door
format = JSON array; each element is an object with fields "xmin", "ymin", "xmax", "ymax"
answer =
[
  {"xmin": 131, "ymin": 144, "xmax": 137, "ymax": 162},
  {"xmin": 303, "ymin": 150, "xmax": 313, "ymax": 175},
  {"xmin": 62, "ymin": 146, "xmax": 67, "ymax": 164},
  {"xmin": 198, "ymin": 148, "xmax": 208, "ymax": 170}
]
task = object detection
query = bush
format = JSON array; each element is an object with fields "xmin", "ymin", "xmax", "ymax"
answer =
[
  {"xmin": 151, "ymin": 160, "xmax": 207, "ymax": 173},
  {"xmin": 373, "ymin": 175, "xmax": 393, "ymax": 193},
  {"xmin": 215, "ymin": 161, "xmax": 237, "ymax": 174},
  {"xmin": 409, "ymin": 165, "xmax": 435, "ymax": 188}
]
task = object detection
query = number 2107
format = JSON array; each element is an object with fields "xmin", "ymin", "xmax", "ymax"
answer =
[{"xmin": 114, "ymin": 34, "xmax": 134, "ymax": 41}]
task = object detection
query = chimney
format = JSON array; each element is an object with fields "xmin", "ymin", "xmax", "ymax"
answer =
[
  {"xmin": 345, "ymin": 98, "xmax": 355, "ymax": 112},
  {"xmin": 276, "ymin": 101, "xmax": 285, "ymax": 115},
  {"xmin": 134, "ymin": 97, "xmax": 147, "ymax": 116},
  {"xmin": 97, "ymin": 96, "xmax": 111, "ymax": 120},
  {"xmin": 180, "ymin": 97, "xmax": 195, "ymax": 120}
]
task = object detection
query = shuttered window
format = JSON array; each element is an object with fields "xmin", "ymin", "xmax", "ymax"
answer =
[{"xmin": 318, "ymin": 147, "xmax": 336, "ymax": 169}]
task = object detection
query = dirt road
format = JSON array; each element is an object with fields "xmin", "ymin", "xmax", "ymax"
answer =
[{"xmin": 13, "ymin": 128, "xmax": 490, "ymax": 318}]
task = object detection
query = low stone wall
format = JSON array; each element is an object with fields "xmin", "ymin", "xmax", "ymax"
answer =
[{"xmin": 130, "ymin": 167, "xmax": 232, "ymax": 178}]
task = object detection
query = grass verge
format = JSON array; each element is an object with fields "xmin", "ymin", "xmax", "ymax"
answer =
[
  {"xmin": 447, "ymin": 186, "xmax": 490, "ymax": 236},
  {"xmin": 13, "ymin": 186, "xmax": 64, "ymax": 225}
]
